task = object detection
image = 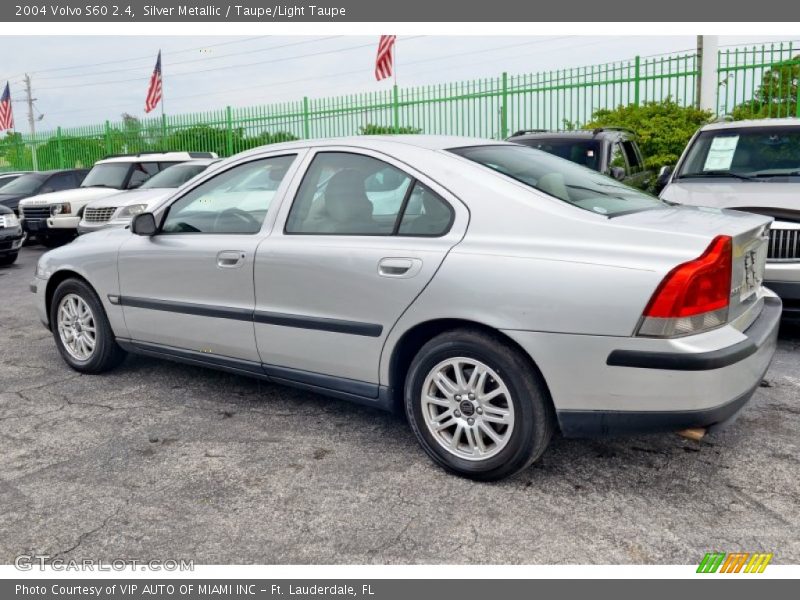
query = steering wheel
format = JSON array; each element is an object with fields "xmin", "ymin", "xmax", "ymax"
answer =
[{"xmin": 213, "ymin": 207, "xmax": 260, "ymax": 233}]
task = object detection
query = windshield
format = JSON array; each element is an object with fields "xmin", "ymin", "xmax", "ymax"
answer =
[
  {"xmin": 676, "ymin": 126, "xmax": 800, "ymax": 180},
  {"xmin": 0, "ymin": 174, "xmax": 44, "ymax": 195},
  {"xmin": 81, "ymin": 163, "xmax": 131, "ymax": 189},
  {"xmin": 450, "ymin": 145, "xmax": 664, "ymax": 216},
  {"xmin": 140, "ymin": 163, "xmax": 209, "ymax": 189},
  {"xmin": 516, "ymin": 138, "xmax": 602, "ymax": 170}
]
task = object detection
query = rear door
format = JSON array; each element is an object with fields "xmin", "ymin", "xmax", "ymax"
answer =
[{"xmin": 252, "ymin": 148, "xmax": 467, "ymax": 395}]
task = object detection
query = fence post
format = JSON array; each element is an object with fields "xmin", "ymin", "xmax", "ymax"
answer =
[
  {"xmin": 501, "ymin": 72, "xmax": 509, "ymax": 139},
  {"xmin": 634, "ymin": 55, "xmax": 641, "ymax": 105},
  {"xmin": 225, "ymin": 106, "xmax": 234, "ymax": 156},
  {"xmin": 56, "ymin": 127, "xmax": 65, "ymax": 169},
  {"xmin": 392, "ymin": 85, "xmax": 400, "ymax": 133},
  {"xmin": 303, "ymin": 96, "xmax": 310, "ymax": 139},
  {"xmin": 796, "ymin": 66, "xmax": 800, "ymax": 117},
  {"xmin": 104, "ymin": 120, "xmax": 112, "ymax": 155}
]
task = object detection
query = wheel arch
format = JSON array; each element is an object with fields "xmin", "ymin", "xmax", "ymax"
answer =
[
  {"xmin": 44, "ymin": 269, "xmax": 95, "ymax": 327},
  {"xmin": 385, "ymin": 318, "xmax": 555, "ymax": 418}
]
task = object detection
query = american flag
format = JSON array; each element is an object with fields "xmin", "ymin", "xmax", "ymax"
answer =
[
  {"xmin": 144, "ymin": 51, "xmax": 163, "ymax": 113},
  {"xmin": 374, "ymin": 35, "xmax": 396, "ymax": 81},
  {"xmin": 0, "ymin": 83, "xmax": 13, "ymax": 131}
]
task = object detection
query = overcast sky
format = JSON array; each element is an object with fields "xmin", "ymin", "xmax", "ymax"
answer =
[{"xmin": 1, "ymin": 35, "xmax": 796, "ymax": 130}]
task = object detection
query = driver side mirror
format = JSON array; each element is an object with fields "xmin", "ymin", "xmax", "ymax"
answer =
[
  {"xmin": 654, "ymin": 165, "xmax": 673, "ymax": 194},
  {"xmin": 131, "ymin": 212, "xmax": 157, "ymax": 236},
  {"xmin": 609, "ymin": 166, "xmax": 626, "ymax": 181}
]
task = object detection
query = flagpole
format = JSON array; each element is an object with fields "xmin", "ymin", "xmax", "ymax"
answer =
[
  {"xmin": 393, "ymin": 39, "xmax": 397, "ymax": 87},
  {"xmin": 159, "ymin": 49, "xmax": 166, "ymax": 146}
]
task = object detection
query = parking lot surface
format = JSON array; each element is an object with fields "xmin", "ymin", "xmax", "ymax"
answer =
[{"xmin": 1, "ymin": 246, "xmax": 799, "ymax": 564}]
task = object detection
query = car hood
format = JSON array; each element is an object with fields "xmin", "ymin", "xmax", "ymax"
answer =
[
  {"xmin": 18, "ymin": 187, "xmax": 121, "ymax": 207},
  {"xmin": 0, "ymin": 193, "xmax": 26, "ymax": 207},
  {"xmin": 661, "ymin": 180, "xmax": 800, "ymax": 218},
  {"xmin": 84, "ymin": 188, "xmax": 174, "ymax": 210}
]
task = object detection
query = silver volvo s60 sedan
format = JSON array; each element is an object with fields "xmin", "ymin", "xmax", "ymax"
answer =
[{"xmin": 31, "ymin": 136, "xmax": 781, "ymax": 480}]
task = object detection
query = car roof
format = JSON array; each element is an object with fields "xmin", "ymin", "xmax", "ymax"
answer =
[
  {"xmin": 96, "ymin": 151, "xmax": 218, "ymax": 164},
  {"xmin": 228, "ymin": 135, "xmax": 513, "ymax": 160},
  {"xmin": 163, "ymin": 157, "xmax": 220, "ymax": 167},
  {"xmin": 508, "ymin": 128, "xmax": 633, "ymax": 141},
  {"xmin": 701, "ymin": 117, "xmax": 800, "ymax": 131}
]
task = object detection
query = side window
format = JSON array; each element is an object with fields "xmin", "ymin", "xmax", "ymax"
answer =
[
  {"xmin": 161, "ymin": 155, "xmax": 296, "ymax": 235},
  {"xmin": 45, "ymin": 173, "xmax": 75, "ymax": 192},
  {"xmin": 398, "ymin": 182, "xmax": 454, "ymax": 236},
  {"xmin": 127, "ymin": 162, "xmax": 161, "ymax": 188},
  {"xmin": 286, "ymin": 152, "xmax": 412, "ymax": 235},
  {"xmin": 608, "ymin": 143, "xmax": 627, "ymax": 171},
  {"xmin": 621, "ymin": 141, "xmax": 642, "ymax": 172}
]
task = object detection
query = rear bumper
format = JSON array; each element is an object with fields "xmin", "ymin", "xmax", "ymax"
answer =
[{"xmin": 503, "ymin": 293, "xmax": 782, "ymax": 438}]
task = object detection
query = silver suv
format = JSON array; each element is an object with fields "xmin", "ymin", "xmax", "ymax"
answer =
[
  {"xmin": 660, "ymin": 118, "xmax": 800, "ymax": 321},
  {"xmin": 32, "ymin": 136, "xmax": 780, "ymax": 480}
]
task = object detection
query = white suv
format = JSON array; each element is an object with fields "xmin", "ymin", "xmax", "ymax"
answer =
[
  {"xmin": 660, "ymin": 117, "xmax": 800, "ymax": 321},
  {"xmin": 19, "ymin": 151, "xmax": 217, "ymax": 246}
]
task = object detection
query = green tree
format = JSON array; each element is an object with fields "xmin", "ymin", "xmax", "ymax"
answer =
[
  {"xmin": 586, "ymin": 99, "xmax": 713, "ymax": 171},
  {"xmin": 730, "ymin": 56, "xmax": 800, "ymax": 119}
]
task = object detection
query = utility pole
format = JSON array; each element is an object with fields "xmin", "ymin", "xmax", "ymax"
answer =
[
  {"xmin": 24, "ymin": 74, "xmax": 38, "ymax": 170},
  {"xmin": 696, "ymin": 35, "xmax": 720, "ymax": 114}
]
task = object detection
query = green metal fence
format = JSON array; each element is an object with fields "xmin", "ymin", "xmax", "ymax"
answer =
[
  {"xmin": 2, "ymin": 41, "xmax": 797, "ymax": 172},
  {"xmin": 716, "ymin": 41, "xmax": 800, "ymax": 119}
]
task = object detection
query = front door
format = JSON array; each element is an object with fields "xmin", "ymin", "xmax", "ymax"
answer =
[
  {"xmin": 117, "ymin": 154, "xmax": 300, "ymax": 363},
  {"xmin": 253, "ymin": 149, "xmax": 466, "ymax": 395}
]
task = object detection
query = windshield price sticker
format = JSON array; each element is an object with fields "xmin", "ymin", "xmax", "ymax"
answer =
[{"xmin": 703, "ymin": 135, "xmax": 739, "ymax": 171}]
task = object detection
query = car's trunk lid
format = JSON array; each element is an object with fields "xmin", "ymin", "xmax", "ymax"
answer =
[{"xmin": 614, "ymin": 205, "xmax": 772, "ymax": 326}]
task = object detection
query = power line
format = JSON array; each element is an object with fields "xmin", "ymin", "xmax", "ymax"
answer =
[
  {"xmin": 34, "ymin": 36, "xmax": 344, "ymax": 82},
  {"xmin": 34, "ymin": 36, "xmax": 426, "ymax": 92}
]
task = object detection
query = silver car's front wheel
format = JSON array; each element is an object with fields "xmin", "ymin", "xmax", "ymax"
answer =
[
  {"xmin": 421, "ymin": 358, "xmax": 515, "ymax": 461},
  {"xmin": 57, "ymin": 293, "xmax": 97, "ymax": 361},
  {"xmin": 50, "ymin": 278, "xmax": 126, "ymax": 373}
]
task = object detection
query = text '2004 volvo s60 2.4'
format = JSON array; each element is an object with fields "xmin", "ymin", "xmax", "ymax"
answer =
[{"xmin": 31, "ymin": 136, "xmax": 781, "ymax": 480}]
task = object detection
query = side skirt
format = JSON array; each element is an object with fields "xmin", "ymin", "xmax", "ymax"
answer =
[{"xmin": 116, "ymin": 339, "xmax": 395, "ymax": 412}]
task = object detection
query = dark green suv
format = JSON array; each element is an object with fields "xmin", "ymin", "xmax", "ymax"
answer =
[{"xmin": 507, "ymin": 128, "xmax": 652, "ymax": 190}]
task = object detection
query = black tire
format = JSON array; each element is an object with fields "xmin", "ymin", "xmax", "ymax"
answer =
[
  {"xmin": 404, "ymin": 328, "xmax": 555, "ymax": 481},
  {"xmin": 50, "ymin": 278, "xmax": 126, "ymax": 373},
  {"xmin": 0, "ymin": 253, "xmax": 17, "ymax": 266}
]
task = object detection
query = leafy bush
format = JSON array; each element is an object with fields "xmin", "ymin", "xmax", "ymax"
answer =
[
  {"xmin": 359, "ymin": 123, "xmax": 422, "ymax": 135},
  {"xmin": 585, "ymin": 99, "xmax": 713, "ymax": 171},
  {"xmin": 729, "ymin": 56, "xmax": 800, "ymax": 119}
]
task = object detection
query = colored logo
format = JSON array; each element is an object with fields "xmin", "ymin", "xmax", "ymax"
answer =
[{"xmin": 697, "ymin": 552, "xmax": 773, "ymax": 573}]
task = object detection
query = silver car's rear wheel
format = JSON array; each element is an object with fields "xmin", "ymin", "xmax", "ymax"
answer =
[
  {"xmin": 56, "ymin": 293, "xmax": 97, "ymax": 361},
  {"xmin": 421, "ymin": 357, "xmax": 515, "ymax": 461}
]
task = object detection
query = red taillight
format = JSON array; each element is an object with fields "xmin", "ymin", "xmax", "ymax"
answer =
[{"xmin": 644, "ymin": 235, "xmax": 733, "ymax": 319}]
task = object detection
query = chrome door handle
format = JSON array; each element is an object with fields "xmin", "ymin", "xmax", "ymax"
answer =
[
  {"xmin": 217, "ymin": 250, "xmax": 246, "ymax": 268},
  {"xmin": 378, "ymin": 257, "xmax": 422, "ymax": 278}
]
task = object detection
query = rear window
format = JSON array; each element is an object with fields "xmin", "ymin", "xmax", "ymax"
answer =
[
  {"xmin": 449, "ymin": 145, "xmax": 664, "ymax": 216},
  {"xmin": 515, "ymin": 138, "xmax": 602, "ymax": 170}
]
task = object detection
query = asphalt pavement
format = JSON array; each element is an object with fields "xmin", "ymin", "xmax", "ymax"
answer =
[{"xmin": 1, "ymin": 246, "xmax": 798, "ymax": 564}]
